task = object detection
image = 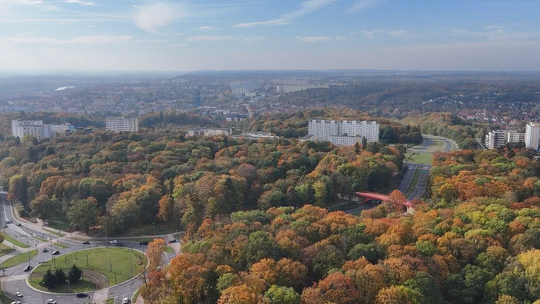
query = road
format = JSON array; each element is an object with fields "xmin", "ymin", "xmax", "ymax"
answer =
[{"xmin": 0, "ymin": 193, "xmax": 178, "ymax": 304}]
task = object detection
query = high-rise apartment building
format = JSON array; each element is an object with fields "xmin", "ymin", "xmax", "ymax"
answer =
[
  {"xmin": 192, "ymin": 90, "xmax": 202, "ymax": 108},
  {"xmin": 230, "ymin": 81, "xmax": 258, "ymax": 95},
  {"xmin": 105, "ymin": 117, "xmax": 139, "ymax": 132},
  {"xmin": 307, "ymin": 120, "xmax": 379, "ymax": 146},
  {"xmin": 485, "ymin": 130, "xmax": 508, "ymax": 149},
  {"xmin": 525, "ymin": 122, "xmax": 540, "ymax": 150}
]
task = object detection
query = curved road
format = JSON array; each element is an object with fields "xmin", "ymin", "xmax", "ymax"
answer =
[{"xmin": 0, "ymin": 195, "xmax": 178, "ymax": 304}]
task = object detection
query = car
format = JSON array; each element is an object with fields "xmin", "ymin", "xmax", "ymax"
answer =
[
  {"xmin": 52, "ymin": 250, "xmax": 60, "ymax": 255},
  {"xmin": 82, "ymin": 241, "xmax": 90, "ymax": 245},
  {"xmin": 10, "ymin": 301, "xmax": 21, "ymax": 304},
  {"xmin": 76, "ymin": 292, "xmax": 88, "ymax": 298},
  {"xmin": 47, "ymin": 299, "xmax": 57, "ymax": 304},
  {"xmin": 123, "ymin": 297, "xmax": 130, "ymax": 304},
  {"xmin": 23, "ymin": 265, "xmax": 31, "ymax": 272},
  {"xmin": 15, "ymin": 291, "xmax": 22, "ymax": 297},
  {"xmin": 116, "ymin": 242, "xmax": 124, "ymax": 246},
  {"xmin": 169, "ymin": 239, "xmax": 178, "ymax": 243},
  {"xmin": 42, "ymin": 248, "xmax": 49, "ymax": 253},
  {"xmin": 139, "ymin": 241, "xmax": 149, "ymax": 245},
  {"xmin": 16, "ymin": 223, "xmax": 21, "ymax": 226},
  {"xmin": 110, "ymin": 240, "xmax": 118, "ymax": 244}
]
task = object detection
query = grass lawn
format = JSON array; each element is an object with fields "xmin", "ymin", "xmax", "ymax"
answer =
[
  {"xmin": 47, "ymin": 219, "xmax": 71, "ymax": 231},
  {"xmin": 0, "ymin": 243, "xmax": 15, "ymax": 257},
  {"xmin": 404, "ymin": 168, "xmax": 422, "ymax": 197},
  {"xmin": 43, "ymin": 228, "xmax": 65, "ymax": 237},
  {"xmin": 30, "ymin": 247, "xmax": 146, "ymax": 293},
  {"xmin": 132, "ymin": 288, "xmax": 141, "ymax": 303},
  {"xmin": 165, "ymin": 246, "xmax": 175, "ymax": 254},
  {"xmin": 3, "ymin": 250, "xmax": 38, "ymax": 268},
  {"xmin": 121, "ymin": 224, "xmax": 181, "ymax": 237},
  {"xmin": 0, "ymin": 286, "xmax": 12, "ymax": 303},
  {"xmin": 106, "ymin": 299, "xmax": 114, "ymax": 304},
  {"xmin": 0, "ymin": 232, "xmax": 30, "ymax": 248},
  {"xmin": 29, "ymin": 276, "xmax": 96, "ymax": 293},
  {"xmin": 53, "ymin": 242, "xmax": 69, "ymax": 248},
  {"xmin": 427, "ymin": 138, "xmax": 447, "ymax": 152},
  {"xmin": 405, "ymin": 152, "xmax": 433, "ymax": 165},
  {"xmin": 34, "ymin": 236, "xmax": 48, "ymax": 242}
]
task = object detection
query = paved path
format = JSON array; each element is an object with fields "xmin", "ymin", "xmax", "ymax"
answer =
[{"xmin": 93, "ymin": 287, "xmax": 109, "ymax": 304}]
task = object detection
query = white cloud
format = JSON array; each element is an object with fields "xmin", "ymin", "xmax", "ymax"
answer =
[
  {"xmin": 486, "ymin": 25, "xmax": 503, "ymax": 30},
  {"xmin": 449, "ymin": 27, "xmax": 540, "ymax": 41},
  {"xmin": 61, "ymin": 0, "xmax": 96, "ymax": 7},
  {"xmin": 362, "ymin": 30, "xmax": 382, "ymax": 38},
  {"xmin": 336, "ymin": 36, "xmax": 347, "ymax": 40},
  {"xmin": 187, "ymin": 35, "xmax": 232, "ymax": 42},
  {"xmin": 244, "ymin": 36, "xmax": 266, "ymax": 44},
  {"xmin": 0, "ymin": 35, "xmax": 159, "ymax": 45},
  {"xmin": 134, "ymin": 2, "xmax": 183, "ymax": 33},
  {"xmin": 296, "ymin": 36, "xmax": 331, "ymax": 42},
  {"xmin": 387, "ymin": 30, "xmax": 408, "ymax": 37},
  {"xmin": 191, "ymin": 26, "xmax": 220, "ymax": 31},
  {"xmin": 235, "ymin": 0, "xmax": 339, "ymax": 27},
  {"xmin": 349, "ymin": 0, "xmax": 384, "ymax": 13}
]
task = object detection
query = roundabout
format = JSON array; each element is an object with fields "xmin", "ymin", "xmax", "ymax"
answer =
[{"xmin": 28, "ymin": 247, "xmax": 146, "ymax": 293}]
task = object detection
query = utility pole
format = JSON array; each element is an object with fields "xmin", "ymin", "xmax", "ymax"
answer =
[
  {"xmin": 130, "ymin": 252, "xmax": 132, "ymax": 277},
  {"xmin": 67, "ymin": 277, "xmax": 70, "ymax": 293},
  {"xmin": 26, "ymin": 240, "xmax": 30, "ymax": 268}
]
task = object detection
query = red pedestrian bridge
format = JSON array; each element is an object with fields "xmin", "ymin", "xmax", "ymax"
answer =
[{"xmin": 354, "ymin": 192, "xmax": 414, "ymax": 212}]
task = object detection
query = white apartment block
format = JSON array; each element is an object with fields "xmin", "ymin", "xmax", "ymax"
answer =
[
  {"xmin": 230, "ymin": 81, "xmax": 258, "ymax": 95},
  {"xmin": 12, "ymin": 120, "xmax": 74, "ymax": 140},
  {"xmin": 307, "ymin": 120, "xmax": 380, "ymax": 146},
  {"xmin": 105, "ymin": 117, "xmax": 139, "ymax": 132},
  {"xmin": 187, "ymin": 128, "xmax": 230, "ymax": 137},
  {"xmin": 525, "ymin": 122, "xmax": 540, "ymax": 150},
  {"xmin": 485, "ymin": 130, "xmax": 508, "ymax": 149},
  {"xmin": 276, "ymin": 84, "xmax": 330, "ymax": 93},
  {"xmin": 507, "ymin": 131, "xmax": 525, "ymax": 144}
]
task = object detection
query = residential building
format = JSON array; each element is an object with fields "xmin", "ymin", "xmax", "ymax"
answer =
[
  {"xmin": 230, "ymin": 81, "xmax": 258, "ymax": 95},
  {"xmin": 507, "ymin": 131, "xmax": 525, "ymax": 144},
  {"xmin": 307, "ymin": 119, "xmax": 380, "ymax": 146},
  {"xmin": 485, "ymin": 130, "xmax": 508, "ymax": 149},
  {"xmin": 525, "ymin": 122, "xmax": 540, "ymax": 149},
  {"xmin": 12, "ymin": 120, "xmax": 75, "ymax": 139},
  {"xmin": 105, "ymin": 117, "xmax": 139, "ymax": 132},
  {"xmin": 187, "ymin": 128, "xmax": 230, "ymax": 137},
  {"xmin": 192, "ymin": 90, "xmax": 202, "ymax": 108}
]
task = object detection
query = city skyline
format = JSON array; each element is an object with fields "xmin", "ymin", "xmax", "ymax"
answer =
[{"xmin": 1, "ymin": 0, "xmax": 540, "ymax": 71}]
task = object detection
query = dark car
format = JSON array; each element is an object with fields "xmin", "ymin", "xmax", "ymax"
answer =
[
  {"xmin": 23, "ymin": 265, "xmax": 31, "ymax": 272},
  {"xmin": 169, "ymin": 239, "xmax": 178, "ymax": 243},
  {"xmin": 42, "ymin": 248, "xmax": 49, "ymax": 253},
  {"xmin": 116, "ymin": 242, "xmax": 124, "ymax": 246},
  {"xmin": 16, "ymin": 223, "xmax": 21, "ymax": 226},
  {"xmin": 52, "ymin": 250, "xmax": 60, "ymax": 255},
  {"xmin": 139, "ymin": 241, "xmax": 149, "ymax": 245},
  {"xmin": 82, "ymin": 241, "xmax": 90, "ymax": 245},
  {"xmin": 76, "ymin": 292, "xmax": 88, "ymax": 298}
]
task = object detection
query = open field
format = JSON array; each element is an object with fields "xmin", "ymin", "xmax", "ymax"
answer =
[{"xmin": 29, "ymin": 247, "xmax": 146, "ymax": 293}]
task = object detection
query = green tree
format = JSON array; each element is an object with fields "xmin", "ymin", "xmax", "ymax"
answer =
[
  {"xmin": 404, "ymin": 272, "xmax": 443, "ymax": 304},
  {"xmin": 42, "ymin": 269, "xmax": 57, "ymax": 289},
  {"xmin": 67, "ymin": 199, "xmax": 99, "ymax": 233},
  {"xmin": 55, "ymin": 269, "xmax": 66, "ymax": 285},
  {"xmin": 30, "ymin": 195, "xmax": 62, "ymax": 221},
  {"xmin": 8, "ymin": 174, "xmax": 29, "ymax": 211},
  {"xmin": 265, "ymin": 285, "xmax": 300, "ymax": 304},
  {"xmin": 68, "ymin": 264, "xmax": 82, "ymax": 283}
]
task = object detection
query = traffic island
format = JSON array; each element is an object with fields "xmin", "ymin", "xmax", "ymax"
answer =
[{"xmin": 27, "ymin": 247, "xmax": 146, "ymax": 293}]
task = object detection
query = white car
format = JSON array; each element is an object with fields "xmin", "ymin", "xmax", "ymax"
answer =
[
  {"xmin": 123, "ymin": 297, "xmax": 130, "ymax": 303},
  {"xmin": 15, "ymin": 291, "xmax": 22, "ymax": 297},
  {"xmin": 47, "ymin": 299, "xmax": 57, "ymax": 304},
  {"xmin": 110, "ymin": 240, "xmax": 118, "ymax": 244},
  {"xmin": 10, "ymin": 301, "xmax": 21, "ymax": 304}
]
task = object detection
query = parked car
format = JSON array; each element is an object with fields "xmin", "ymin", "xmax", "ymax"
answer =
[
  {"xmin": 169, "ymin": 239, "xmax": 178, "ymax": 243},
  {"xmin": 76, "ymin": 292, "xmax": 89, "ymax": 298},
  {"xmin": 52, "ymin": 250, "xmax": 60, "ymax": 255},
  {"xmin": 15, "ymin": 291, "xmax": 22, "ymax": 297},
  {"xmin": 82, "ymin": 241, "xmax": 90, "ymax": 245}
]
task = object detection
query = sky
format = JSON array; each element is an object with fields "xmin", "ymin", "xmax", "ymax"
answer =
[{"xmin": 1, "ymin": 0, "xmax": 540, "ymax": 71}]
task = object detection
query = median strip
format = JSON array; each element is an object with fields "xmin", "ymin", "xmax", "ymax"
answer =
[
  {"xmin": 2, "ymin": 249, "xmax": 38, "ymax": 268},
  {"xmin": 0, "ymin": 232, "xmax": 30, "ymax": 248}
]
